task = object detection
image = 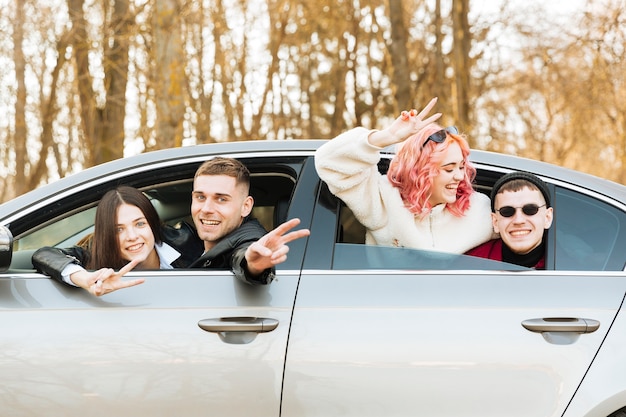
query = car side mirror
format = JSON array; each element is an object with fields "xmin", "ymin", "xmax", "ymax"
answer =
[{"xmin": 0, "ymin": 225, "xmax": 13, "ymax": 272}]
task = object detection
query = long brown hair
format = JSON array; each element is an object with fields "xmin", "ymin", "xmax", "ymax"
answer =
[{"xmin": 88, "ymin": 186, "xmax": 163, "ymax": 269}]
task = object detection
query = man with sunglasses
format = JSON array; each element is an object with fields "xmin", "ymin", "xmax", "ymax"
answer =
[{"xmin": 466, "ymin": 171, "xmax": 553, "ymax": 269}]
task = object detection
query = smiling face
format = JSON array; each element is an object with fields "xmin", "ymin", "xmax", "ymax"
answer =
[
  {"xmin": 191, "ymin": 174, "xmax": 254, "ymax": 251},
  {"xmin": 492, "ymin": 187, "xmax": 553, "ymax": 255},
  {"xmin": 116, "ymin": 203, "xmax": 158, "ymax": 266},
  {"xmin": 428, "ymin": 142, "xmax": 465, "ymax": 207}
]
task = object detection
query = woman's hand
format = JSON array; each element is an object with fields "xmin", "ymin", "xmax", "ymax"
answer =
[
  {"xmin": 70, "ymin": 258, "xmax": 145, "ymax": 296},
  {"xmin": 368, "ymin": 97, "xmax": 441, "ymax": 148}
]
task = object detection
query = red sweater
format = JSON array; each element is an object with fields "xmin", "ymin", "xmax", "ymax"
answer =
[{"xmin": 465, "ymin": 239, "xmax": 545, "ymax": 269}]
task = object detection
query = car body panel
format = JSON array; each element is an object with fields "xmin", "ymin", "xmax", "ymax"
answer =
[
  {"xmin": 563, "ymin": 296, "xmax": 626, "ymax": 417},
  {"xmin": 0, "ymin": 140, "xmax": 625, "ymax": 416},
  {"xmin": 0, "ymin": 270, "xmax": 300, "ymax": 417},
  {"xmin": 282, "ymin": 271, "xmax": 625, "ymax": 417},
  {"xmin": 281, "ymin": 177, "xmax": 626, "ymax": 416}
]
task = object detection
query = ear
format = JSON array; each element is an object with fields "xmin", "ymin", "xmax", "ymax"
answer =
[
  {"xmin": 491, "ymin": 212, "xmax": 499, "ymax": 234},
  {"xmin": 544, "ymin": 207, "xmax": 554, "ymax": 229},
  {"xmin": 241, "ymin": 195, "xmax": 254, "ymax": 217}
]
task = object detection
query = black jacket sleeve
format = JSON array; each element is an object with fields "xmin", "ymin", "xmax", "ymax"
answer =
[
  {"xmin": 31, "ymin": 246, "xmax": 89, "ymax": 286},
  {"xmin": 188, "ymin": 218, "xmax": 275, "ymax": 285}
]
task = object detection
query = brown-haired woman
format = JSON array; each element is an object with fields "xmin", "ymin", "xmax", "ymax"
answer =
[{"xmin": 32, "ymin": 186, "xmax": 202, "ymax": 296}]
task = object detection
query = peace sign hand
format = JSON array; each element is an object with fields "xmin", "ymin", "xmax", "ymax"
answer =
[
  {"xmin": 70, "ymin": 258, "xmax": 145, "ymax": 296},
  {"xmin": 244, "ymin": 218, "xmax": 310, "ymax": 276},
  {"xmin": 368, "ymin": 97, "xmax": 442, "ymax": 148}
]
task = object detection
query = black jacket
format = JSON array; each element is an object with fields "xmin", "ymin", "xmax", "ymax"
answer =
[{"xmin": 32, "ymin": 218, "xmax": 275, "ymax": 287}]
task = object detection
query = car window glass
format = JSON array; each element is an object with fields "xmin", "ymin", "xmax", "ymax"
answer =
[
  {"xmin": 16, "ymin": 207, "xmax": 96, "ymax": 251},
  {"xmin": 333, "ymin": 243, "xmax": 528, "ymax": 271},
  {"xmin": 554, "ymin": 187, "xmax": 626, "ymax": 271},
  {"xmin": 331, "ymin": 195, "xmax": 527, "ymax": 271}
]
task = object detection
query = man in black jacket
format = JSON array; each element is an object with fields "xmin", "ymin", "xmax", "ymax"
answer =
[
  {"xmin": 186, "ymin": 157, "xmax": 309, "ymax": 284},
  {"xmin": 32, "ymin": 157, "xmax": 309, "ymax": 295}
]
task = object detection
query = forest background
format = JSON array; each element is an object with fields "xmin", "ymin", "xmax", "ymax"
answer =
[{"xmin": 1, "ymin": 0, "xmax": 625, "ymax": 204}]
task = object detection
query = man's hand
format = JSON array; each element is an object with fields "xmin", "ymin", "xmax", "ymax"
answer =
[
  {"xmin": 70, "ymin": 258, "xmax": 145, "ymax": 296},
  {"xmin": 244, "ymin": 218, "xmax": 311, "ymax": 276}
]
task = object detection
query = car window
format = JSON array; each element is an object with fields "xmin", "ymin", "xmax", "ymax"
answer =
[
  {"xmin": 333, "ymin": 205, "xmax": 527, "ymax": 271},
  {"xmin": 333, "ymin": 243, "xmax": 528, "ymax": 271},
  {"xmin": 327, "ymin": 170, "xmax": 626, "ymax": 272},
  {"xmin": 554, "ymin": 187, "xmax": 626, "ymax": 271},
  {"xmin": 16, "ymin": 207, "xmax": 97, "ymax": 251},
  {"xmin": 8, "ymin": 160, "xmax": 301, "ymax": 271}
]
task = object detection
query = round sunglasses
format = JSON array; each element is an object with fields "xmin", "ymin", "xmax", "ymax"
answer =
[
  {"xmin": 495, "ymin": 204, "xmax": 546, "ymax": 218},
  {"xmin": 422, "ymin": 126, "xmax": 459, "ymax": 148}
]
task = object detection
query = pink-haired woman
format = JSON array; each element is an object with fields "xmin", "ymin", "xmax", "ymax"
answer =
[{"xmin": 314, "ymin": 97, "xmax": 493, "ymax": 253}]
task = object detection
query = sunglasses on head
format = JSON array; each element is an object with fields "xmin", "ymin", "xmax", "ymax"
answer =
[
  {"xmin": 495, "ymin": 204, "xmax": 546, "ymax": 218},
  {"xmin": 423, "ymin": 126, "xmax": 459, "ymax": 148}
]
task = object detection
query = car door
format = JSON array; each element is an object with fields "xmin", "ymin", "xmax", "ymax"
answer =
[
  {"xmin": 0, "ymin": 156, "xmax": 317, "ymax": 417},
  {"xmin": 0, "ymin": 269, "xmax": 299, "ymax": 417},
  {"xmin": 281, "ymin": 180, "xmax": 626, "ymax": 417}
]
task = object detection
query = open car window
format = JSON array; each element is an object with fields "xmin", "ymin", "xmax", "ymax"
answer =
[
  {"xmin": 9, "ymin": 157, "xmax": 302, "ymax": 271},
  {"xmin": 328, "ymin": 161, "xmax": 626, "ymax": 272}
]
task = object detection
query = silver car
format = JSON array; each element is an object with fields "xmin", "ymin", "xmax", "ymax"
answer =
[{"xmin": 0, "ymin": 140, "xmax": 625, "ymax": 417}]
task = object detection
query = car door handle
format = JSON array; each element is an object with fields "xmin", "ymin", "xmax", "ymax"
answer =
[
  {"xmin": 198, "ymin": 317, "xmax": 279, "ymax": 344},
  {"xmin": 521, "ymin": 317, "xmax": 600, "ymax": 334},
  {"xmin": 197, "ymin": 317, "xmax": 279, "ymax": 333}
]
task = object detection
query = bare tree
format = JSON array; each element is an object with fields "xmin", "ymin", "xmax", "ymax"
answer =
[
  {"xmin": 2, "ymin": 0, "xmax": 625, "ymax": 204},
  {"xmin": 451, "ymin": 0, "xmax": 471, "ymax": 137},
  {"xmin": 388, "ymin": 0, "xmax": 411, "ymax": 112},
  {"xmin": 66, "ymin": 0, "xmax": 131, "ymax": 166},
  {"xmin": 101, "ymin": 0, "xmax": 132, "ymax": 160},
  {"xmin": 12, "ymin": 0, "xmax": 27, "ymax": 197},
  {"xmin": 474, "ymin": 1, "xmax": 625, "ymax": 183},
  {"xmin": 153, "ymin": 0, "xmax": 185, "ymax": 148}
]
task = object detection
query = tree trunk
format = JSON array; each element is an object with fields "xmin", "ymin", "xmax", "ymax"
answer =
[
  {"xmin": 28, "ymin": 30, "xmax": 72, "ymax": 190},
  {"xmin": 451, "ymin": 0, "xmax": 471, "ymax": 140},
  {"xmin": 388, "ymin": 0, "xmax": 411, "ymax": 112},
  {"xmin": 153, "ymin": 0, "xmax": 185, "ymax": 149},
  {"xmin": 13, "ymin": 0, "xmax": 27, "ymax": 198},
  {"xmin": 68, "ymin": 0, "xmax": 99, "ymax": 167},
  {"xmin": 432, "ymin": 0, "xmax": 446, "ymax": 106},
  {"xmin": 98, "ymin": 0, "xmax": 130, "ymax": 164}
]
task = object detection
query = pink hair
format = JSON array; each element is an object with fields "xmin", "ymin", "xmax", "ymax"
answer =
[{"xmin": 386, "ymin": 123, "xmax": 476, "ymax": 218}]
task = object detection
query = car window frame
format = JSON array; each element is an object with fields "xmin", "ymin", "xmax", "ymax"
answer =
[
  {"xmin": 8, "ymin": 155, "xmax": 312, "ymax": 272},
  {"xmin": 312, "ymin": 162, "xmax": 626, "ymax": 272}
]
